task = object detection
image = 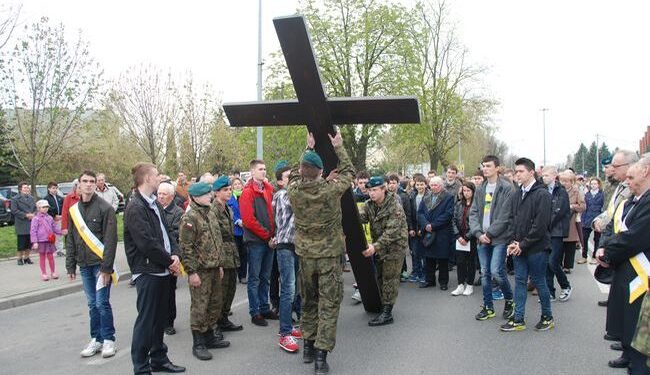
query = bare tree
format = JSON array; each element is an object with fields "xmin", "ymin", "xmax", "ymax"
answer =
[
  {"xmin": 0, "ymin": 4, "xmax": 20, "ymax": 50},
  {"xmin": 108, "ymin": 65, "xmax": 178, "ymax": 166},
  {"xmin": 176, "ymin": 75, "xmax": 221, "ymax": 176},
  {"xmin": 0, "ymin": 17, "xmax": 101, "ymax": 189}
]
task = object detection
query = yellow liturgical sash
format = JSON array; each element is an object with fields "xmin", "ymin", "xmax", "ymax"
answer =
[{"xmin": 613, "ymin": 200, "xmax": 650, "ymax": 304}]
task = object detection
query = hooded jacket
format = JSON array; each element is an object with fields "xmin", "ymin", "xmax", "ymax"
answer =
[
  {"xmin": 510, "ymin": 179, "xmax": 552, "ymax": 256},
  {"xmin": 240, "ymin": 179, "xmax": 275, "ymax": 244}
]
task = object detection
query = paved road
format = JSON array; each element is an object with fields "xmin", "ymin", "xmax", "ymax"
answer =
[{"xmin": 0, "ymin": 261, "xmax": 620, "ymax": 375}]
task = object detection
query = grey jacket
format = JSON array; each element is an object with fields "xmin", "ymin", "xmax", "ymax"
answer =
[
  {"xmin": 469, "ymin": 176, "xmax": 516, "ymax": 245},
  {"xmin": 11, "ymin": 194, "xmax": 36, "ymax": 235}
]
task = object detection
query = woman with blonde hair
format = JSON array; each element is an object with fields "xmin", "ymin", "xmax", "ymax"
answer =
[{"xmin": 558, "ymin": 170, "xmax": 585, "ymax": 274}]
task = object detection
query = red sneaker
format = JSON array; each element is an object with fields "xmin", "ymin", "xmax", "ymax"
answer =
[
  {"xmin": 290, "ymin": 327, "xmax": 303, "ymax": 339},
  {"xmin": 278, "ymin": 335, "xmax": 299, "ymax": 353}
]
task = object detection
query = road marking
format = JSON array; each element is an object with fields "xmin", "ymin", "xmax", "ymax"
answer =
[{"xmin": 87, "ymin": 297, "xmax": 248, "ymax": 366}]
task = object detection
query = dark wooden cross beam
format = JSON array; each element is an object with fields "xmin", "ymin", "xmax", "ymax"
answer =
[{"xmin": 223, "ymin": 15, "xmax": 420, "ymax": 313}]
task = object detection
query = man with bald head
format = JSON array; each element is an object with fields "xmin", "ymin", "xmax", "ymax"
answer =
[{"xmin": 593, "ymin": 150, "xmax": 638, "ymax": 233}]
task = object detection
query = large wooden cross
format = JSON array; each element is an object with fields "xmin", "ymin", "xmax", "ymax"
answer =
[{"xmin": 223, "ymin": 15, "xmax": 420, "ymax": 313}]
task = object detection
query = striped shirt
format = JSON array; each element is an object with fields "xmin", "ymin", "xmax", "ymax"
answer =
[{"xmin": 272, "ymin": 188, "xmax": 295, "ymax": 245}]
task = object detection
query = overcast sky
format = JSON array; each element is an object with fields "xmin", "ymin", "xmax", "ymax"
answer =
[{"xmin": 9, "ymin": 0, "xmax": 650, "ymax": 166}]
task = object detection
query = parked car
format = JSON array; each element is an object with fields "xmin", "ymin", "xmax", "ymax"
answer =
[
  {"xmin": 56, "ymin": 181, "xmax": 125, "ymax": 213},
  {"xmin": 0, "ymin": 194, "xmax": 12, "ymax": 225},
  {"xmin": 58, "ymin": 182, "xmax": 75, "ymax": 196}
]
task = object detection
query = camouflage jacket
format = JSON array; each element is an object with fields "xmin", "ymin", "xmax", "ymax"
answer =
[
  {"xmin": 211, "ymin": 200, "xmax": 240, "ymax": 269},
  {"xmin": 632, "ymin": 284, "xmax": 650, "ymax": 357},
  {"xmin": 288, "ymin": 145, "xmax": 355, "ymax": 259},
  {"xmin": 358, "ymin": 191, "xmax": 408, "ymax": 260},
  {"xmin": 179, "ymin": 201, "xmax": 223, "ymax": 274}
]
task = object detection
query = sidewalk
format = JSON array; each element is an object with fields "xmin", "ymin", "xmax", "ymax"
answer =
[{"xmin": 0, "ymin": 242, "xmax": 131, "ymax": 310}]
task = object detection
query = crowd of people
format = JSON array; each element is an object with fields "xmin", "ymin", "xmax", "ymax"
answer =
[{"xmin": 7, "ymin": 134, "xmax": 650, "ymax": 374}]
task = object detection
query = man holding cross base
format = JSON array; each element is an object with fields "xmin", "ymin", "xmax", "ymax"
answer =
[{"xmin": 288, "ymin": 131, "xmax": 354, "ymax": 375}]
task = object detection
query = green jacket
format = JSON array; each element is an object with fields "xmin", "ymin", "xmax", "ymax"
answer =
[
  {"xmin": 358, "ymin": 191, "xmax": 408, "ymax": 261},
  {"xmin": 288, "ymin": 145, "xmax": 355, "ymax": 258},
  {"xmin": 212, "ymin": 200, "xmax": 240, "ymax": 269},
  {"xmin": 179, "ymin": 201, "xmax": 222, "ymax": 274},
  {"xmin": 632, "ymin": 283, "xmax": 650, "ymax": 358}
]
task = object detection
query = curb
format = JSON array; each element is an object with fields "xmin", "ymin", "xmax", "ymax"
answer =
[{"xmin": 0, "ymin": 272, "xmax": 132, "ymax": 311}]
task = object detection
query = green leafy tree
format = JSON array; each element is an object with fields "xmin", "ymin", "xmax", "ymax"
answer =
[
  {"xmin": 0, "ymin": 17, "xmax": 102, "ymax": 191},
  {"xmin": 572, "ymin": 143, "xmax": 588, "ymax": 175}
]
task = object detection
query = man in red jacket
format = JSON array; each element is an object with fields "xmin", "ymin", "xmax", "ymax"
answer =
[{"xmin": 240, "ymin": 159, "xmax": 277, "ymax": 326}]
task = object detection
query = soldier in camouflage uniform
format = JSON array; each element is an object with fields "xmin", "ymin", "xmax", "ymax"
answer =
[
  {"xmin": 287, "ymin": 131, "xmax": 355, "ymax": 375},
  {"xmin": 179, "ymin": 182, "xmax": 230, "ymax": 361},
  {"xmin": 211, "ymin": 176, "xmax": 244, "ymax": 333},
  {"xmin": 358, "ymin": 176, "xmax": 408, "ymax": 326},
  {"xmin": 632, "ymin": 287, "xmax": 650, "ymax": 372}
]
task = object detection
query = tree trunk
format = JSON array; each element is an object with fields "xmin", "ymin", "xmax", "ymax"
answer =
[{"xmin": 429, "ymin": 152, "xmax": 439, "ymax": 173}]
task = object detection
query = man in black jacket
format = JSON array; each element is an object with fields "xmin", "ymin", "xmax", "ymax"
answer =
[
  {"xmin": 45, "ymin": 181, "xmax": 65, "ymax": 256},
  {"xmin": 541, "ymin": 166, "xmax": 572, "ymax": 302},
  {"xmin": 125, "ymin": 162, "xmax": 185, "ymax": 375},
  {"xmin": 502, "ymin": 158, "xmax": 555, "ymax": 332}
]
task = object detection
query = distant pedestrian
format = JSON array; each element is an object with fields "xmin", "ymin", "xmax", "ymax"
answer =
[
  {"xmin": 11, "ymin": 182, "xmax": 36, "ymax": 265},
  {"xmin": 578, "ymin": 177, "xmax": 604, "ymax": 264},
  {"xmin": 31, "ymin": 199, "xmax": 62, "ymax": 281},
  {"xmin": 451, "ymin": 181, "xmax": 477, "ymax": 296},
  {"xmin": 95, "ymin": 173, "xmax": 119, "ymax": 212},
  {"xmin": 45, "ymin": 182, "xmax": 64, "ymax": 256}
]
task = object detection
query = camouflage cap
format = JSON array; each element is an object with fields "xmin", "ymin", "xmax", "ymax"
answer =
[
  {"xmin": 188, "ymin": 182, "xmax": 212, "ymax": 197},
  {"xmin": 212, "ymin": 175, "xmax": 230, "ymax": 191},
  {"xmin": 365, "ymin": 176, "xmax": 385, "ymax": 188},
  {"xmin": 301, "ymin": 151, "xmax": 323, "ymax": 169}
]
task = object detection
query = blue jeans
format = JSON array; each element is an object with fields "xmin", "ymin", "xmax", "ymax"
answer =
[
  {"xmin": 247, "ymin": 242, "xmax": 274, "ymax": 317},
  {"xmin": 277, "ymin": 245, "xmax": 301, "ymax": 335},
  {"xmin": 80, "ymin": 264, "xmax": 115, "ymax": 342},
  {"xmin": 410, "ymin": 237, "xmax": 424, "ymax": 278},
  {"xmin": 477, "ymin": 244, "xmax": 513, "ymax": 308},
  {"xmin": 513, "ymin": 251, "xmax": 553, "ymax": 321},
  {"xmin": 546, "ymin": 237, "xmax": 570, "ymax": 297}
]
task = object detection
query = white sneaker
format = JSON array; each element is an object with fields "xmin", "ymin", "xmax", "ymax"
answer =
[
  {"xmin": 351, "ymin": 289, "xmax": 362, "ymax": 303},
  {"xmin": 462, "ymin": 285, "xmax": 474, "ymax": 296},
  {"xmin": 101, "ymin": 339, "xmax": 116, "ymax": 358},
  {"xmin": 80, "ymin": 338, "xmax": 103, "ymax": 357},
  {"xmin": 450, "ymin": 284, "xmax": 465, "ymax": 296},
  {"xmin": 559, "ymin": 287, "xmax": 572, "ymax": 302}
]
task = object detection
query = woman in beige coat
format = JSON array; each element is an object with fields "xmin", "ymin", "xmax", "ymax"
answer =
[{"xmin": 559, "ymin": 170, "xmax": 585, "ymax": 273}]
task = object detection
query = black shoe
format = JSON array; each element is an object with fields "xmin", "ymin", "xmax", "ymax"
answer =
[
  {"xmin": 24, "ymin": 258, "xmax": 33, "ymax": 264},
  {"xmin": 610, "ymin": 342, "xmax": 624, "ymax": 351},
  {"xmin": 475, "ymin": 306, "xmax": 496, "ymax": 321},
  {"xmin": 368, "ymin": 304, "xmax": 394, "ymax": 326},
  {"xmin": 212, "ymin": 327, "xmax": 224, "ymax": 341},
  {"xmin": 534, "ymin": 315, "xmax": 555, "ymax": 331},
  {"xmin": 315, "ymin": 349, "xmax": 330, "ymax": 375},
  {"xmin": 598, "ymin": 300, "xmax": 608, "ymax": 307},
  {"xmin": 164, "ymin": 326, "xmax": 176, "ymax": 335},
  {"xmin": 303, "ymin": 340, "xmax": 315, "ymax": 363},
  {"xmin": 218, "ymin": 316, "xmax": 243, "ymax": 332},
  {"xmin": 419, "ymin": 282, "xmax": 435, "ymax": 288},
  {"xmin": 604, "ymin": 333, "xmax": 619, "ymax": 341},
  {"xmin": 151, "ymin": 361, "xmax": 186, "ymax": 373},
  {"xmin": 191, "ymin": 331, "xmax": 212, "ymax": 361},
  {"xmin": 204, "ymin": 331, "xmax": 230, "ymax": 349},
  {"xmin": 17, "ymin": 259, "xmax": 24, "ymax": 265},
  {"xmin": 440, "ymin": 284, "xmax": 448, "ymax": 291},
  {"xmin": 262, "ymin": 310, "xmax": 279, "ymax": 320},
  {"xmin": 503, "ymin": 300, "xmax": 515, "ymax": 320},
  {"xmin": 608, "ymin": 356, "xmax": 630, "ymax": 368},
  {"xmin": 251, "ymin": 314, "xmax": 268, "ymax": 326}
]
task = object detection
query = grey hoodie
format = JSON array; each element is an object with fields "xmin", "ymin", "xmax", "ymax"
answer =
[{"xmin": 469, "ymin": 176, "xmax": 516, "ymax": 245}]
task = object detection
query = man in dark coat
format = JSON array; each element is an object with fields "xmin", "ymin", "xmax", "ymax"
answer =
[
  {"xmin": 596, "ymin": 157, "xmax": 650, "ymax": 373},
  {"xmin": 417, "ymin": 176, "xmax": 455, "ymax": 290}
]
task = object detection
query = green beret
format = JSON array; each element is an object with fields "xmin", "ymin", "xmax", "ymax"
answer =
[
  {"xmin": 601, "ymin": 156, "xmax": 613, "ymax": 166},
  {"xmin": 366, "ymin": 176, "xmax": 385, "ymax": 189},
  {"xmin": 213, "ymin": 176, "xmax": 230, "ymax": 191},
  {"xmin": 274, "ymin": 160, "xmax": 289, "ymax": 172},
  {"xmin": 301, "ymin": 151, "xmax": 323, "ymax": 169},
  {"xmin": 188, "ymin": 182, "xmax": 212, "ymax": 197}
]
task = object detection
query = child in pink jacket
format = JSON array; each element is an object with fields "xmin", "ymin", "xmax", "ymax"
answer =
[{"xmin": 31, "ymin": 200, "xmax": 62, "ymax": 281}]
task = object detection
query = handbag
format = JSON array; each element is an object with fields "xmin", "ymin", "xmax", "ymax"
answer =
[
  {"xmin": 421, "ymin": 231, "xmax": 436, "ymax": 247},
  {"xmin": 48, "ymin": 233, "xmax": 56, "ymax": 244}
]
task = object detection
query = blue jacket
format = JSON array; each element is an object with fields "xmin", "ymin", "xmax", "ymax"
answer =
[
  {"xmin": 417, "ymin": 190, "xmax": 455, "ymax": 259},
  {"xmin": 227, "ymin": 195, "xmax": 244, "ymax": 237},
  {"xmin": 582, "ymin": 190, "xmax": 604, "ymax": 228}
]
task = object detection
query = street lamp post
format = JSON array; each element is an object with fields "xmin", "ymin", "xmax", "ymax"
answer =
[
  {"xmin": 540, "ymin": 108, "xmax": 549, "ymax": 166},
  {"xmin": 256, "ymin": 0, "xmax": 263, "ymax": 159}
]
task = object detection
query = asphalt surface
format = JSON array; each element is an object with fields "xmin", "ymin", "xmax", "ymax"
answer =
[{"xmin": 0, "ymin": 261, "xmax": 622, "ymax": 375}]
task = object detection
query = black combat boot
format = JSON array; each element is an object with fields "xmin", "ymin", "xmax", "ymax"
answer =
[
  {"xmin": 212, "ymin": 326, "xmax": 224, "ymax": 341},
  {"xmin": 191, "ymin": 331, "xmax": 212, "ymax": 360},
  {"xmin": 204, "ymin": 330, "xmax": 230, "ymax": 349},
  {"xmin": 303, "ymin": 340, "xmax": 315, "ymax": 363},
  {"xmin": 218, "ymin": 314, "xmax": 244, "ymax": 332},
  {"xmin": 368, "ymin": 304, "xmax": 394, "ymax": 326},
  {"xmin": 314, "ymin": 349, "xmax": 329, "ymax": 374}
]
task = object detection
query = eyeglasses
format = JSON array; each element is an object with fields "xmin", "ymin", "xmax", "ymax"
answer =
[{"xmin": 611, "ymin": 163, "xmax": 629, "ymax": 169}]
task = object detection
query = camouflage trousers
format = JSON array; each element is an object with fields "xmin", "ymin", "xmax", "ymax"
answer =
[
  {"xmin": 632, "ymin": 291, "xmax": 650, "ymax": 363},
  {"xmin": 189, "ymin": 268, "xmax": 222, "ymax": 333},
  {"xmin": 300, "ymin": 256, "xmax": 343, "ymax": 352},
  {"xmin": 221, "ymin": 268, "xmax": 237, "ymax": 317},
  {"xmin": 376, "ymin": 256, "xmax": 404, "ymax": 305}
]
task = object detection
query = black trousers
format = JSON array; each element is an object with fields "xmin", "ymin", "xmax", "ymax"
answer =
[
  {"xmin": 581, "ymin": 227, "xmax": 601, "ymax": 258},
  {"xmin": 270, "ymin": 250, "xmax": 280, "ymax": 310},
  {"xmin": 455, "ymin": 239, "xmax": 477, "ymax": 285},
  {"xmin": 629, "ymin": 347, "xmax": 650, "ymax": 375},
  {"xmin": 235, "ymin": 235, "xmax": 247, "ymax": 280},
  {"xmin": 132, "ymin": 274, "xmax": 171, "ymax": 375},
  {"xmin": 167, "ymin": 275, "xmax": 177, "ymax": 328},
  {"xmin": 425, "ymin": 258, "xmax": 449, "ymax": 286},
  {"xmin": 562, "ymin": 241, "xmax": 576, "ymax": 269}
]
